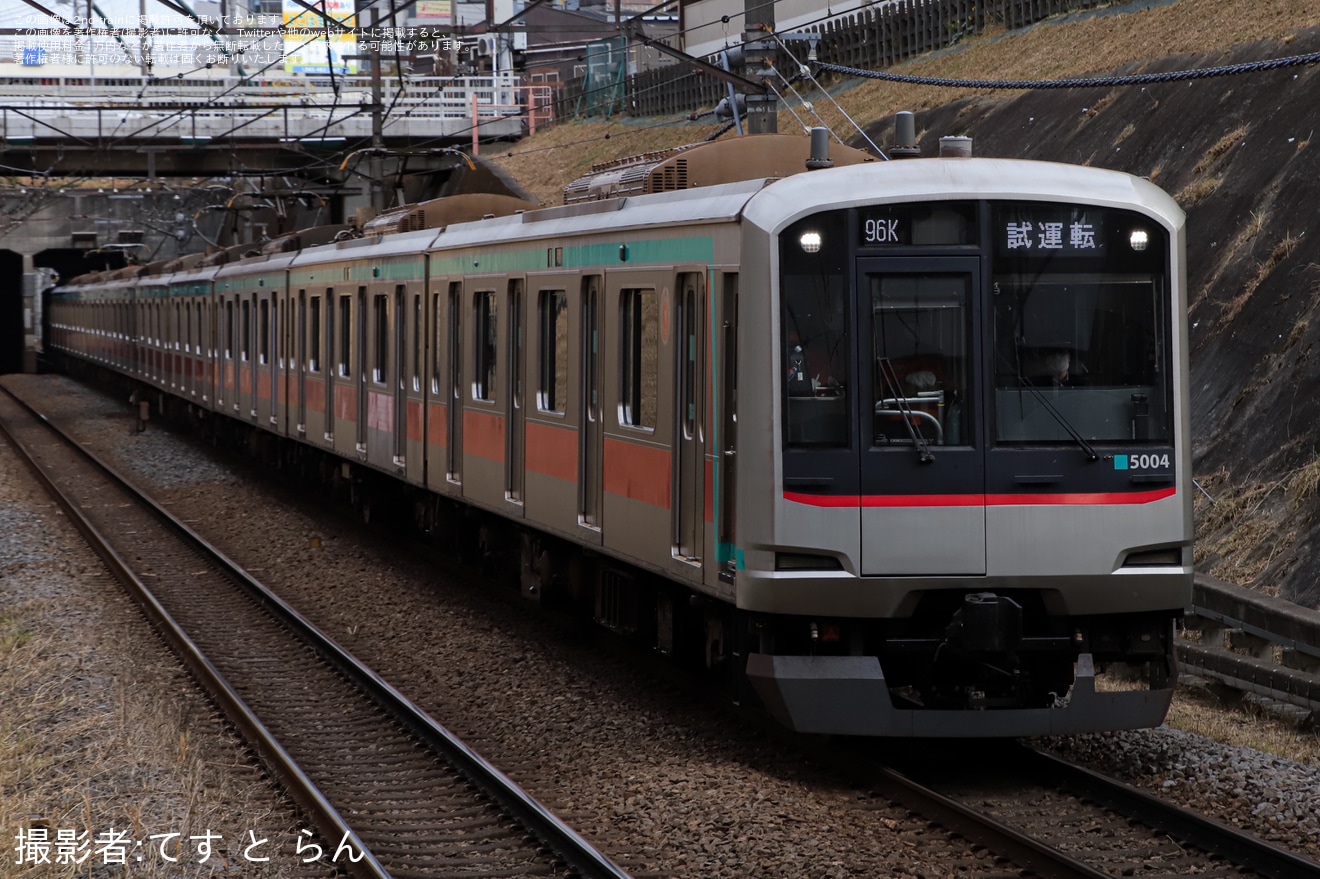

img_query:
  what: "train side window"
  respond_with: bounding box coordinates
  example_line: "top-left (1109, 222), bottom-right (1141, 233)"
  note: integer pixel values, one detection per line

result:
top-left (241, 299), bottom-right (251, 361)
top-left (184, 303), bottom-right (192, 353)
top-left (372, 294), bottom-right (388, 384)
top-left (619, 288), bottom-right (658, 429)
top-left (259, 299), bottom-right (270, 364)
top-left (473, 291), bottom-right (497, 401)
top-left (309, 296), bottom-right (321, 372)
top-left (412, 293), bottom-right (422, 392)
top-left (224, 300), bottom-right (234, 359)
top-left (338, 295), bottom-right (352, 377)
top-left (538, 289), bottom-right (567, 414)
top-left (431, 291), bottom-right (441, 394)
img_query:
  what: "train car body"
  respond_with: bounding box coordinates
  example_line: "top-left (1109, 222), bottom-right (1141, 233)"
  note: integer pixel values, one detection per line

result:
top-left (49, 135), bottom-right (1192, 737)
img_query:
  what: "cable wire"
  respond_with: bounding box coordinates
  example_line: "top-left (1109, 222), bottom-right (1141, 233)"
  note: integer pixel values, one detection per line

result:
top-left (814, 50), bottom-right (1320, 89)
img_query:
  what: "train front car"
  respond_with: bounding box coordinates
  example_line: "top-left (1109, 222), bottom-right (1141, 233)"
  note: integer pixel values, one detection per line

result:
top-left (737, 158), bottom-right (1191, 737)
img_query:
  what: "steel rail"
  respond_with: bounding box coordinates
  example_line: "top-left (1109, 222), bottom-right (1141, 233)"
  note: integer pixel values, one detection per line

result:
top-left (861, 764), bottom-right (1113, 879)
top-left (0, 388), bottom-right (391, 879)
top-left (0, 385), bottom-right (632, 879)
top-left (1020, 745), bottom-right (1320, 879)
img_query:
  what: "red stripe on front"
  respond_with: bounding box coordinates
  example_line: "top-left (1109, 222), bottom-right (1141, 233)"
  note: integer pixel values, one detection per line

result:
top-left (784, 487), bottom-right (1176, 507)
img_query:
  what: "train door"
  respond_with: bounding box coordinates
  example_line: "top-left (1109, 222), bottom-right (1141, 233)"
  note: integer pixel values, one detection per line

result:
top-left (332, 291), bottom-right (352, 454)
top-left (356, 287), bottom-right (367, 454)
top-left (393, 285), bottom-right (407, 467)
top-left (718, 274), bottom-right (738, 575)
top-left (255, 293), bottom-right (269, 423)
top-left (278, 293), bottom-right (292, 436)
top-left (242, 293), bottom-right (254, 419)
top-left (578, 275), bottom-right (602, 534)
top-left (267, 293), bottom-right (278, 427)
top-left (404, 289), bottom-right (424, 483)
top-left (324, 288), bottom-right (335, 443)
top-left (856, 256), bottom-right (985, 575)
top-left (446, 282), bottom-right (462, 484)
top-left (296, 289), bottom-right (307, 435)
top-left (673, 272), bottom-right (704, 564)
top-left (505, 278), bottom-right (525, 507)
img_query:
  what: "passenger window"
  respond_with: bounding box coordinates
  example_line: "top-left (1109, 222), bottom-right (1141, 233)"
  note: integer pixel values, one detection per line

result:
top-left (309, 296), bottom-right (321, 372)
top-left (473, 291), bottom-right (497, 401)
top-left (537, 290), bottom-right (567, 414)
top-left (338, 295), bottom-right (352, 377)
top-left (372, 294), bottom-right (388, 383)
top-left (619, 288), bottom-right (658, 429)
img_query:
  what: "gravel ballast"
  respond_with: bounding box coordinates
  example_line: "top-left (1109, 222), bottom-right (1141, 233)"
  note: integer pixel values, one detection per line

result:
top-left (4, 372), bottom-right (1318, 876)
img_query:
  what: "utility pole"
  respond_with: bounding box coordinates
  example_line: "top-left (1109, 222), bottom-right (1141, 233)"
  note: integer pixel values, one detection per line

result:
top-left (369, 6), bottom-right (386, 213)
top-left (742, 0), bottom-right (775, 133)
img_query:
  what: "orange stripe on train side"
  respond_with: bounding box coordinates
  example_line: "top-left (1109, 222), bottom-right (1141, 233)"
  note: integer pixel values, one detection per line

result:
top-left (407, 399), bottom-right (425, 443)
top-left (464, 408), bottom-right (505, 462)
top-left (427, 402), bottom-right (447, 447)
top-left (604, 437), bottom-right (671, 509)
top-left (334, 384), bottom-right (356, 421)
top-left (526, 421), bottom-right (577, 483)
top-left (305, 376), bottom-right (325, 413)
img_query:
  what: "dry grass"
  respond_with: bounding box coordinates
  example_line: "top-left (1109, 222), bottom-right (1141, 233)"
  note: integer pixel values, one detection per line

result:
top-left (1193, 124), bottom-right (1250, 174)
top-left (492, 0), bottom-right (1320, 205)
top-left (1166, 688), bottom-right (1320, 767)
top-left (1176, 174), bottom-right (1223, 208)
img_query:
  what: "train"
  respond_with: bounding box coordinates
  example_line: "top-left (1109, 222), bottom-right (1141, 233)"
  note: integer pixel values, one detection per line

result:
top-left (49, 130), bottom-right (1193, 737)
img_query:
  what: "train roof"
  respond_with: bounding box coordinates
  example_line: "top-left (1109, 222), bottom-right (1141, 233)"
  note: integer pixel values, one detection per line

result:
top-left (743, 157), bottom-right (1185, 233)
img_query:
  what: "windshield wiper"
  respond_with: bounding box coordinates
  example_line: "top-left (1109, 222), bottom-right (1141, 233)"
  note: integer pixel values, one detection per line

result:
top-left (878, 357), bottom-right (935, 464)
top-left (1017, 377), bottom-right (1099, 461)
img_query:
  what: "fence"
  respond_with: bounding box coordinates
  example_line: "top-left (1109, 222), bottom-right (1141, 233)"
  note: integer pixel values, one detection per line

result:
top-left (621, 0), bottom-right (1112, 119)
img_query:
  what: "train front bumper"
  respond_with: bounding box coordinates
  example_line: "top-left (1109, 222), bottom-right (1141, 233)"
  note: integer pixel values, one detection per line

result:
top-left (745, 652), bottom-right (1174, 737)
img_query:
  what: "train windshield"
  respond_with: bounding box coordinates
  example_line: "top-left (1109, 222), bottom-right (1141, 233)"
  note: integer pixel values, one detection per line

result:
top-left (992, 274), bottom-right (1169, 444)
top-left (989, 197), bottom-right (1171, 446)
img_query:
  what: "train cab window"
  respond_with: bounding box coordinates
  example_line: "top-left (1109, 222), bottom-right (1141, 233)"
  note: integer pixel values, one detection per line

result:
top-left (619, 288), bottom-right (658, 429)
top-left (338, 295), bottom-right (352, 377)
top-left (309, 296), bottom-right (321, 372)
top-left (781, 211), bottom-right (851, 447)
top-left (372, 294), bottom-right (388, 384)
top-left (992, 275), bottom-right (1170, 444)
top-left (870, 275), bottom-right (971, 447)
top-left (990, 204), bottom-right (1171, 445)
top-left (473, 291), bottom-right (497, 401)
top-left (538, 290), bottom-right (568, 414)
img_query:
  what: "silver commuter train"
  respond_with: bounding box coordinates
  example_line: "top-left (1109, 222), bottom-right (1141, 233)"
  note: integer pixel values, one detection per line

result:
top-left (50, 134), bottom-right (1192, 737)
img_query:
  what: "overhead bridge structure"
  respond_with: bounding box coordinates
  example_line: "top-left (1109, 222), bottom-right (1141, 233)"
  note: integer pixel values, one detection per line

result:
top-left (0, 74), bottom-right (548, 177)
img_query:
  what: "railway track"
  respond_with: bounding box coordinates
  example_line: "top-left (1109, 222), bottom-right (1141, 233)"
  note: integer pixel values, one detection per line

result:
top-left (852, 740), bottom-right (1320, 879)
top-left (0, 385), bottom-right (630, 879)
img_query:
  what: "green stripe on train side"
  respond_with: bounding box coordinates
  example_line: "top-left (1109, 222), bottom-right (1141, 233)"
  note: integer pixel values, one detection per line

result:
top-left (430, 236), bottom-right (715, 275)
